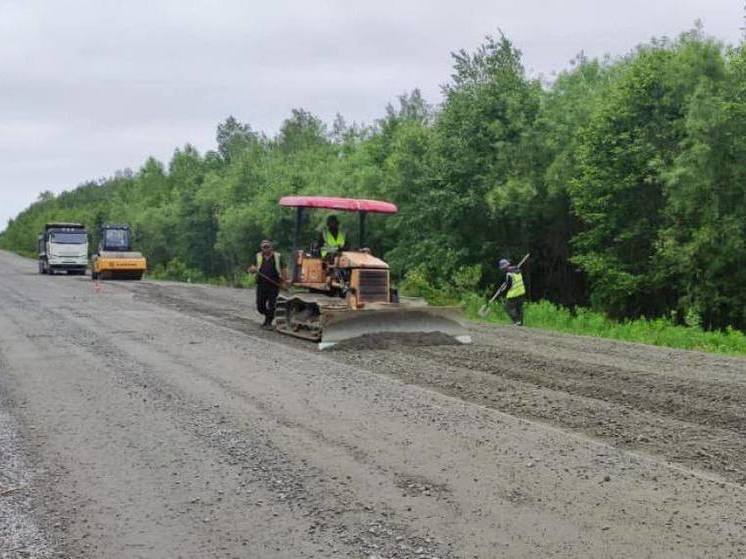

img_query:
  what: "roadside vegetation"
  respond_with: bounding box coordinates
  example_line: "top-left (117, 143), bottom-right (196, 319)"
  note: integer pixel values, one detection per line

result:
top-left (463, 297), bottom-right (746, 357)
top-left (3, 24), bottom-right (746, 352)
top-left (399, 269), bottom-right (746, 356)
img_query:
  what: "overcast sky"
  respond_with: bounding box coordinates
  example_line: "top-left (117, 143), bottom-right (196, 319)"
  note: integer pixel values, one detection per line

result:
top-left (1, 0), bottom-right (742, 230)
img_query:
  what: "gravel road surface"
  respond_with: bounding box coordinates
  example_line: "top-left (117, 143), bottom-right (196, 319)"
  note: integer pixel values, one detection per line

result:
top-left (0, 249), bottom-right (744, 558)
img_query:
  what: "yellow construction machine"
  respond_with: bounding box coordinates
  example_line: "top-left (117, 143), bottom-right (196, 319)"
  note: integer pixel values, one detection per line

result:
top-left (90, 224), bottom-right (147, 280)
top-left (274, 196), bottom-right (471, 349)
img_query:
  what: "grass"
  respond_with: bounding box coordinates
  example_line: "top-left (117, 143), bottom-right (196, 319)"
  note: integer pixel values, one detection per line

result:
top-left (462, 294), bottom-right (746, 357)
top-left (147, 258), bottom-right (256, 288)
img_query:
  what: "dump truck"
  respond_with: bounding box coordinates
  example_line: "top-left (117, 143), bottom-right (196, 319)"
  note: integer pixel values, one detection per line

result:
top-left (274, 196), bottom-right (471, 349)
top-left (38, 222), bottom-right (88, 275)
top-left (90, 224), bottom-right (147, 280)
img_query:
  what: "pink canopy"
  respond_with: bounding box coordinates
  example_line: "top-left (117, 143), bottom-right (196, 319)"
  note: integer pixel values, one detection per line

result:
top-left (279, 196), bottom-right (398, 214)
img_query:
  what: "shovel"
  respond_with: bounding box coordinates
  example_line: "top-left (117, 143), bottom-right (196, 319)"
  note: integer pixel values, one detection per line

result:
top-left (478, 253), bottom-right (530, 317)
top-left (478, 282), bottom-right (507, 317)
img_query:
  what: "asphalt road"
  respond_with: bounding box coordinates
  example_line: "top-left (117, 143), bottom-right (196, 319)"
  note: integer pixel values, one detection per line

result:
top-left (0, 249), bottom-right (744, 558)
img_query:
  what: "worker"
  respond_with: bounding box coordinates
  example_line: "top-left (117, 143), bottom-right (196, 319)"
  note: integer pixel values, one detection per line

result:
top-left (319, 215), bottom-right (347, 257)
top-left (247, 240), bottom-right (288, 329)
top-left (499, 258), bottom-right (526, 326)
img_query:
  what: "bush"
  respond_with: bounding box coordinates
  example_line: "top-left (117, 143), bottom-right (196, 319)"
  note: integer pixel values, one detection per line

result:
top-left (149, 258), bottom-right (206, 283)
top-left (398, 266), bottom-right (461, 306)
top-left (465, 297), bottom-right (746, 356)
top-left (149, 258), bottom-right (259, 289)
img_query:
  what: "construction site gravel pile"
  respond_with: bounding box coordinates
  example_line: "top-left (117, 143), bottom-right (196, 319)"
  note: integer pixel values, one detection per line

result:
top-left (1, 249), bottom-right (744, 558)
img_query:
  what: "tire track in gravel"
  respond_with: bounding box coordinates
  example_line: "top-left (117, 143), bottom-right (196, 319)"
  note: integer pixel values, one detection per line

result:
top-left (410, 344), bottom-right (746, 432)
top-left (129, 281), bottom-right (746, 486)
top-left (332, 341), bottom-right (746, 485)
top-left (4, 253), bottom-right (746, 557)
top-left (0, 347), bottom-right (57, 559)
top-left (0, 279), bottom-right (455, 559)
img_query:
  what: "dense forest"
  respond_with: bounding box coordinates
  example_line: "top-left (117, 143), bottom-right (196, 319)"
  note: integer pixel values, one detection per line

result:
top-left (2, 27), bottom-right (745, 331)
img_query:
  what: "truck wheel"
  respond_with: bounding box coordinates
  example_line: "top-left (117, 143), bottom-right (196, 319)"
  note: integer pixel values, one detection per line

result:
top-left (38, 261), bottom-right (44, 274)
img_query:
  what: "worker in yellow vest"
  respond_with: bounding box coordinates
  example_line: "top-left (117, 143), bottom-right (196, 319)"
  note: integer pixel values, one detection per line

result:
top-left (498, 258), bottom-right (526, 326)
top-left (318, 215), bottom-right (347, 258)
top-left (247, 240), bottom-right (288, 329)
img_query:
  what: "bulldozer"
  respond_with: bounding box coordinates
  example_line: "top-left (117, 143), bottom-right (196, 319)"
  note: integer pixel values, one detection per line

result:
top-left (274, 196), bottom-right (471, 349)
top-left (90, 224), bottom-right (147, 280)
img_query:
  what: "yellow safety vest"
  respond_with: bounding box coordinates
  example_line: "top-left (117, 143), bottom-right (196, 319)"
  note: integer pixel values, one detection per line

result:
top-left (321, 229), bottom-right (345, 257)
top-left (506, 272), bottom-right (526, 299)
top-left (256, 252), bottom-right (282, 272)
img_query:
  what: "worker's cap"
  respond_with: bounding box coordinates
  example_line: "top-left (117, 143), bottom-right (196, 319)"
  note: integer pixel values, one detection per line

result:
top-left (260, 239), bottom-right (273, 249)
top-left (498, 258), bottom-right (510, 270)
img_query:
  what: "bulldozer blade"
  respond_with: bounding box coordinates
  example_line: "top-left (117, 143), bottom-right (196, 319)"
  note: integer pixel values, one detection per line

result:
top-left (318, 306), bottom-right (472, 350)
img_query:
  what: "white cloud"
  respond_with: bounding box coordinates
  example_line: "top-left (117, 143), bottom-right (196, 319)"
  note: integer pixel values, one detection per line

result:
top-left (0, 0), bottom-right (742, 229)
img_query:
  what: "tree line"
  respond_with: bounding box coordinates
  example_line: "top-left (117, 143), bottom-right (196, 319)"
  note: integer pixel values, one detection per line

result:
top-left (2, 26), bottom-right (745, 331)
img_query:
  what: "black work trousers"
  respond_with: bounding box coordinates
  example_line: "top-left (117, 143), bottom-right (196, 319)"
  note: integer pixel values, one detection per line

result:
top-left (256, 283), bottom-right (279, 324)
top-left (505, 295), bottom-right (525, 325)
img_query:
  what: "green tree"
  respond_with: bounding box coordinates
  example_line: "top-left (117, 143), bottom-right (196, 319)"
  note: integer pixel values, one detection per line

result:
top-left (570, 33), bottom-right (725, 318)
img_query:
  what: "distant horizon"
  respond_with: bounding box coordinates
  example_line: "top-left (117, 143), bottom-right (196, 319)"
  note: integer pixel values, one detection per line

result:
top-left (1, 0), bottom-right (742, 232)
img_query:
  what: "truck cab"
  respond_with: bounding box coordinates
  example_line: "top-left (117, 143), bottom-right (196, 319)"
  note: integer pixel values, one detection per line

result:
top-left (38, 223), bottom-right (88, 275)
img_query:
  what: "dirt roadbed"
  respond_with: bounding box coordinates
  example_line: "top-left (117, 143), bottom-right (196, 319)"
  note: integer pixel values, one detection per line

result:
top-left (1, 249), bottom-right (744, 558)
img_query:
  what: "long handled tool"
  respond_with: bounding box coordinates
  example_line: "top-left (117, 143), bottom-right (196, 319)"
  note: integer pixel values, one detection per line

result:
top-left (478, 253), bottom-right (530, 317)
top-left (251, 269), bottom-right (289, 292)
top-left (478, 282), bottom-right (508, 317)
